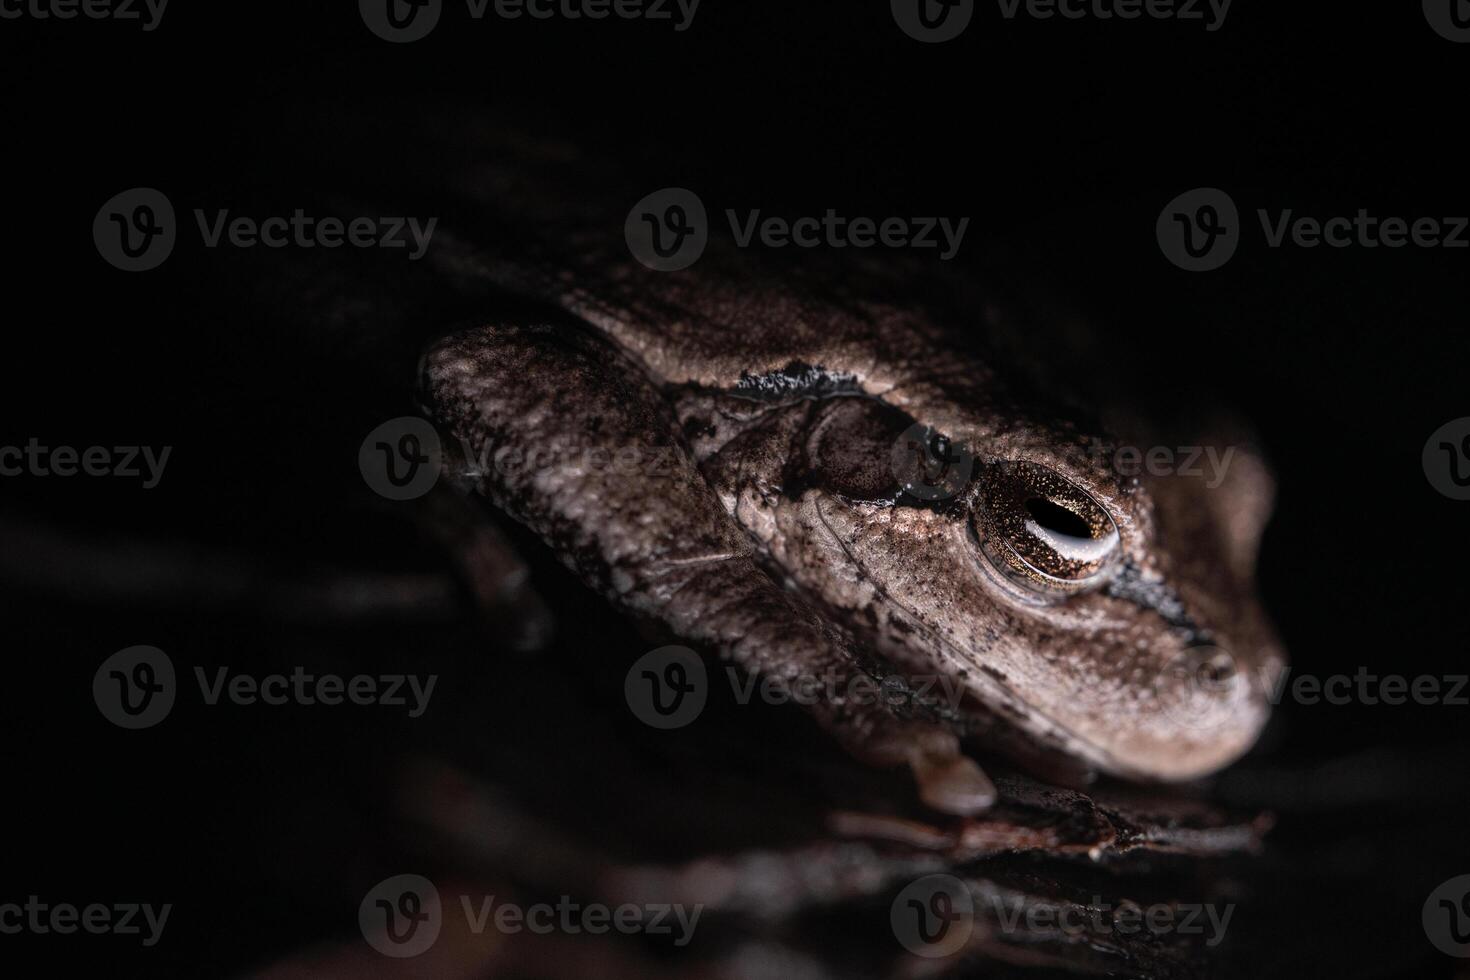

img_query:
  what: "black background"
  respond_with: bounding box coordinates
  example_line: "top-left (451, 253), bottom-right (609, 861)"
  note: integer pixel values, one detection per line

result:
top-left (2, 1), bottom-right (1468, 976)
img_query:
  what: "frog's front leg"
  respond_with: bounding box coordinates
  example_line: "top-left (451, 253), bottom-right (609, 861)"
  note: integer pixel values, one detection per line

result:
top-left (421, 320), bottom-right (995, 815)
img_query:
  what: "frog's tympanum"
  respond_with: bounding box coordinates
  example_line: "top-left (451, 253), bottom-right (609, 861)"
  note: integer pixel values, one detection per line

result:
top-left (418, 166), bottom-right (1284, 817)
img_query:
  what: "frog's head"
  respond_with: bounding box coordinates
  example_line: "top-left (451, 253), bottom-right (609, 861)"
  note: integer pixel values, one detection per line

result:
top-left (739, 389), bottom-right (1285, 784)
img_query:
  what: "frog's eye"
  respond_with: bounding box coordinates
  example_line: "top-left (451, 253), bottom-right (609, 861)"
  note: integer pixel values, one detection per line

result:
top-left (973, 460), bottom-right (1120, 598)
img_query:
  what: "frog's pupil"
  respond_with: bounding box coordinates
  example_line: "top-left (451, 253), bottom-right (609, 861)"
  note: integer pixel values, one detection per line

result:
top-left (1024, 497), bottom-right (1094, 539)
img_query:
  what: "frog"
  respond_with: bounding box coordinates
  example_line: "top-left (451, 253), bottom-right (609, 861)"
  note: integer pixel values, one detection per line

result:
top-left (412, 145), bottom-right (1285, 818)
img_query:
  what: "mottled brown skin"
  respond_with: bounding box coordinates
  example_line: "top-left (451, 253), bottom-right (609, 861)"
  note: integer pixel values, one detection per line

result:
top-left (419, 187), bottom-right (1284, 816)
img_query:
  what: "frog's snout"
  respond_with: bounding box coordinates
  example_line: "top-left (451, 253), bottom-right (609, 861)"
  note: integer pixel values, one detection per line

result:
top-left (1115, 640), bottom-right (1279, 781)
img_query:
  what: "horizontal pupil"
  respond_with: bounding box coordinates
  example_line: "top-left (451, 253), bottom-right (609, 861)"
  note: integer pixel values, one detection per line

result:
top-left (1024, 497), bottom-right (1094, 539)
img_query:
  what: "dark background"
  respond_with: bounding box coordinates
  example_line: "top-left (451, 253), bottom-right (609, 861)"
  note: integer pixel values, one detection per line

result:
top-left (2, 2), bottom-right (1467, 976)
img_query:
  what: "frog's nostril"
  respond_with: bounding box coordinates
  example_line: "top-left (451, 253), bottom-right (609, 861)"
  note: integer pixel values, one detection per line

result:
top-left (1024, 497), bottom-right (1095, 539)
top-left (1151, 644), bottom-right (1260, 741)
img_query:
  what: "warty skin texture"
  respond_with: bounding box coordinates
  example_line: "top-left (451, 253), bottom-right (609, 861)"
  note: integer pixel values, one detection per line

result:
top-left (420, 202), bottom-right (1284, 815)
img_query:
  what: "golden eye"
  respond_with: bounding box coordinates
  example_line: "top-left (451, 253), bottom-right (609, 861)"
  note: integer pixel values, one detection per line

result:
top-left (974, 460), bottom-right (1120, 598)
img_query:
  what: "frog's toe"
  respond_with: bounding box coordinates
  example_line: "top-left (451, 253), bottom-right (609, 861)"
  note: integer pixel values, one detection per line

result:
top-left (910, 747), bottom-right (997, 816)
